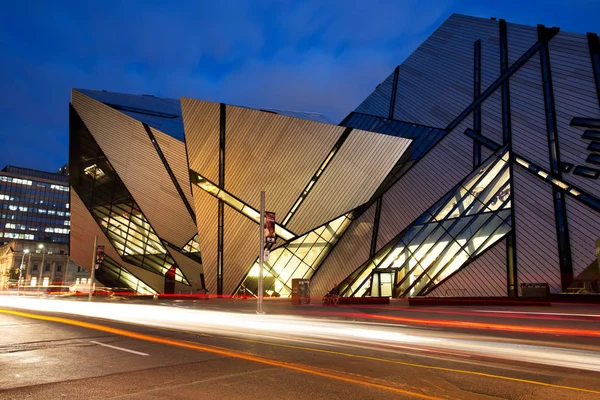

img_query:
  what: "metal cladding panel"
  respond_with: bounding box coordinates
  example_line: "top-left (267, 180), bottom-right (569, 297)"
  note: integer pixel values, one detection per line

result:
top-left (151, 127), bottom-right (195, 214)
top-left (481, 146), bottom-right (494, 162)
top-left (393, 14), bottom-right (499, 127)
top-left (71, 90), bottom-right (198, 248)
top-left (70, 189), bottom-right (163, 292)
top-left (510, 57), bottom-right (551, 169)
top-left (310, 204), bottom-right (376, 298)
top-left (75, 89), bottom-right (184, 141)
top-left (181, 98), bottom-right (220, 183)
top-left (513, 167), bottom-right (561, 293)
top-left (566, 197), bottom-right (600, 278)
top-left (550, 31), bottom-right (600, 196)
top-left (427, 240), bottom-right (507, 297)
top-left (166, 248), bottom-right (203, 291)
top-left (479, 25), bottom-right (501, 89)
top-left (222, 205), bottom-right (260, 295)
top-left (192, 186), bottom-right (219, 292)
top-left (224, 105), bottom-right (344, 218)
top-left (506, 22), bottom-right (538, 64)
top-left (354, 71), bottom-right (395, 118)
top-left (480, 90), bottom-right (503, 145)
top-left (377, 117), bottom-right (473, 251)
top-left (288, 130), bottom-right (411, 234)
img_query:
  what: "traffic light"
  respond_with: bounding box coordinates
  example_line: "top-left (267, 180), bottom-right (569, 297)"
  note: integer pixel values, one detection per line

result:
top-left (95, 245), bottom-right (105, 269)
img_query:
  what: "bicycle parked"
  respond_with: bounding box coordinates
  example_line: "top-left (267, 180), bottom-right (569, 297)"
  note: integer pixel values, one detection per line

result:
top-left (322, 287), bottom-right (340, 306)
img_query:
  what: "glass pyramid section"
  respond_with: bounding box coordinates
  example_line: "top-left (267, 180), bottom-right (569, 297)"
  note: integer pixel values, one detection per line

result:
top-left (70, 105), bottom-right (190, 285)
top-left (237, 214), bottom-right (353, 297)
top-left (75, 89), bottom-right (185, 141)
top-left (339, 147), bottom-right (512, 298)
top-left (95, 255), bottom-right (158, 295)
top-left (182, 234), bottom-right (201, 253)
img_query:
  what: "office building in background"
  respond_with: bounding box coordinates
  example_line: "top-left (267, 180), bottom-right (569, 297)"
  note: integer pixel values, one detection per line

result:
top-left (0, 165), bottom-right (70, 244)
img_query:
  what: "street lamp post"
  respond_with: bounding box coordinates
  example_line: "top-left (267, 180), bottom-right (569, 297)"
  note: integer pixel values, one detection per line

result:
top-left (17, 248), bottom-right (29, 296)
top-left (89, 234), bottom-right (98, 302)
top-left (257, 191), bottom-right (265, 314)
top-left (37, 244), bottom-right (45, 295)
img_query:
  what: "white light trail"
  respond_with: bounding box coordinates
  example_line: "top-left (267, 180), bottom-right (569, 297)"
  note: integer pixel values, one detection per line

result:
top-left (1, 296), bottom-right (600, 373)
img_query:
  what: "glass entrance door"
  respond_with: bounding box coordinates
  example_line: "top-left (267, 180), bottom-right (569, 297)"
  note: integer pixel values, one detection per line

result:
top-left (372, 271), bottom-right (394, 297)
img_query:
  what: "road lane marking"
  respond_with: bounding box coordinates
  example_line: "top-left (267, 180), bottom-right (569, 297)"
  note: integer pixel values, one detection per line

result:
top-left (90, 340), bottom-right (149, 356)
top-left (194, 331), bottom-right (600, 396)
top-left (0, 309), bottom-right (443, 400)
top-left (109, 368), bottom-right (275, 399)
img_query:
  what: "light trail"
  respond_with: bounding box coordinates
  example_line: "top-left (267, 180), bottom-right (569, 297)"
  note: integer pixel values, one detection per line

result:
top-left (287, 309), bottom-right (600, 337)
top-left (2, 296), bottom-right (600, 375)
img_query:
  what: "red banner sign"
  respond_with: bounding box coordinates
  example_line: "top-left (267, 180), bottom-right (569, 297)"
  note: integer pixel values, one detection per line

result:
top-left (265, 212), bottom-right (276, 244)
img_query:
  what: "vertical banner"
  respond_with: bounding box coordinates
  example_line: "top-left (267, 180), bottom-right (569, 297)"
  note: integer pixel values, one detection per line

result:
top-left (95, 245), bottom-right (105, 269)
top-left (265, 212), bottom-right (276, 244)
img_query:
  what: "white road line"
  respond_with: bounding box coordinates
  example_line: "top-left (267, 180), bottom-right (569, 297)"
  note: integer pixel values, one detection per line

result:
top-left (90, 341), bottom-right (149, 356)
top-left (473, 310), bottom-right (600, 318)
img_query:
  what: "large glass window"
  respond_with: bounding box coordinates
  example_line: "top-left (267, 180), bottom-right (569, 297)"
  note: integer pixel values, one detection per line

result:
top-left (340, 148), bottom-right (512, 298)
top-left (237, 214), bottom-right (352, 297)
top-left (96, 255), bottom-right (157, 295)
top-left (191, 173), bottom-right (295, 241)
top-left (182, 234), bottom-right (201, 253)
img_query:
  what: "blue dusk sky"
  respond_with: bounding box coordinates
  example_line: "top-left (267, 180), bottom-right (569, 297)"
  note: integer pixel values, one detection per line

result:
top-left (1, 0), bottom-right (599, 173)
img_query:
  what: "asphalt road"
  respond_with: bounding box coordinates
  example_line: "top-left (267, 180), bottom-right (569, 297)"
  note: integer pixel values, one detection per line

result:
top-left (1, 298), bottom-right (600, 399)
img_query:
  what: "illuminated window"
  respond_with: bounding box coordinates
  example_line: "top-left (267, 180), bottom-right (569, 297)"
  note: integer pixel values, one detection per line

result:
top-left (238, 214), bottom-right (352, 297)
top-left (98, 255), bottom-right (157, 295)
top-left (182, 235), bottom-right (201, 253)
top-left (192, 173), bottom-right (295, 241)
top-left (84, 164), bottom-right (105, 179)
top-left (50, 184), bottom-right (69, 192)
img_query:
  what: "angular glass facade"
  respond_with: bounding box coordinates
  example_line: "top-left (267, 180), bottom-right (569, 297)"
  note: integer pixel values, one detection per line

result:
top-left (182, 234), bottom-right (201, 254)
top-left (0, 166), bottom-right (70, 244)
top-left (69, 105), bottom-right (190, 286)
top-left (191, 172), bottom-right (296, 240)
top-left (238, 214), bottom-right (352, 297)
top-left (340, 148), bottom-right (512, 297)
top-left (95, 255), bottom-right (157, 295)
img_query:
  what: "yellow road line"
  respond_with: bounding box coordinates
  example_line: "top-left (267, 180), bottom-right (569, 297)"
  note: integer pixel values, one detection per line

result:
top-left (201, 331), bottom-right (600, 396)
top-left (0, 309), bottom-right (443, 400)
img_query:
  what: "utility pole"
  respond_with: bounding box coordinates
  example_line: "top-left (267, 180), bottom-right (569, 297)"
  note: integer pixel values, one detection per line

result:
top-left (17, 248), bottom-right (29, 296)
top-left (257, 191), bottom-right (265, 314)
top-left (64, 254), bottom-right (70, 291)
top-left (37, 244), bottom-right (45, 295)
top-left (89, 234), bottom-right (98, 302)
